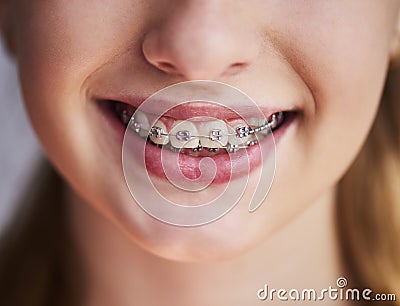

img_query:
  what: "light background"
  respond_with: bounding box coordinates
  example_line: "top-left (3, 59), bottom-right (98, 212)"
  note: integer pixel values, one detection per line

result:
top-left (0, 41), bottom-right (40, 231)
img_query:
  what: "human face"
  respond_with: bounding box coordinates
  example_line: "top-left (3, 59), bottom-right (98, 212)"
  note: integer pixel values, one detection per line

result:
top-left (4, 1), bottom-right (400, 261)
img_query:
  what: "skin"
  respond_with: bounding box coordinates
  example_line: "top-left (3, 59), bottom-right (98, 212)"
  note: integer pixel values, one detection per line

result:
top-left (1, 0), bottom-right (400, 305)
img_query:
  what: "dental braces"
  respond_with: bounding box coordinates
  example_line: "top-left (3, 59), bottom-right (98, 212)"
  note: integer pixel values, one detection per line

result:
top-left (127, 111), bottom-right (284, 153)
top-left (161, 139), bottom-right (261, 154)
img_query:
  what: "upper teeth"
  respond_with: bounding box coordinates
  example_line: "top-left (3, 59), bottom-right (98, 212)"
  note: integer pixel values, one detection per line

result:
top-left (199, 120), bottom-right (229, 148)
top-left (149, 120), bottom-right (169, 145)
top-left (125, 109), bottom-right (284, 152)
top-left (170, 120), bottom-right (200, 149)
top-left (134, 110), bottom-right (151, 138)
top-left (228, 122), bottom-right (256, 146)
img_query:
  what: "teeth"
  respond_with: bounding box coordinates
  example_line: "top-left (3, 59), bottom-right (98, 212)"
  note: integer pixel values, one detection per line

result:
top-left (120, 109), bottom-right (131, 126)
top-left (170, 146), bottom-right (181, 153)
top-left (261, 112), bottom-right (284, 135)
top-left (235, 125), bottom-right (250, 138)
top-left (199, 120), bottom-right (229, 148)
top-left (149, 120), bottom-right (169, 145)
top-left (247, 117), bottom-right (269, 137)
top-left (227, 144), bottom-right (240, 153)
top-left (248, 117), bottom-right (266, 128)
top-left (125, 106), bottom-right (286, 153)
top-left (228, 122), bottom-right (256, 146)
top-left (170, 120), bottom-right (200, 149)
top-left (269, 112), bottom-right (283, 129)
top-left (134, 110), bottom-right (151, 138)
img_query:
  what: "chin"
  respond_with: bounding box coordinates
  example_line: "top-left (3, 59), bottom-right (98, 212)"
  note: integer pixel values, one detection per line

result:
top-left (102, 181), bottom-right (278, 263)
top-left (126, 212), bottom-right (267, 263)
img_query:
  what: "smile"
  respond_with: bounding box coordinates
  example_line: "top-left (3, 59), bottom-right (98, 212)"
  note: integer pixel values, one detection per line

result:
top-left (97, 96), bottom-right (298, 183)
top-left (112, 101), bottom-right (294, 156)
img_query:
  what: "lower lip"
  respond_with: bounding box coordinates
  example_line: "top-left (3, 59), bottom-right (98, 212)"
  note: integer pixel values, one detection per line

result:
top-left (98, 102), bottom-right (296, 184)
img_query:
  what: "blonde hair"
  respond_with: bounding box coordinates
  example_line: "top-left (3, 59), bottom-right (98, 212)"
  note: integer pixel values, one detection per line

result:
top-left (337, 61), bottom-right (400, 305)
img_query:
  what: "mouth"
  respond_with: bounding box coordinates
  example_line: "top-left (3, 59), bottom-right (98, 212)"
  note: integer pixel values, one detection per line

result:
top-left (97, 98), bottom-right (298, 183)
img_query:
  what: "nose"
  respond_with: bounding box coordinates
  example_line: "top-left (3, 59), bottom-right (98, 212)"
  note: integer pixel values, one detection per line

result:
top-left (142, 2), bottom-right (260, 80)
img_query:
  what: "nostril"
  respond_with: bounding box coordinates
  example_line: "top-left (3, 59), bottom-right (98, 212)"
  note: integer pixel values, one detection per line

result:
top-left (157, 61), bottom-right (177, 72)
top-left (231, 63), bottom-right (246, 69)
top-left (223, 62), bottom-right (248, 76)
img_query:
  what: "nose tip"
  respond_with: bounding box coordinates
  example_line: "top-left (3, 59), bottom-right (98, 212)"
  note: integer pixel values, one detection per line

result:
top-left (142, 7), bottom-right (259, 80)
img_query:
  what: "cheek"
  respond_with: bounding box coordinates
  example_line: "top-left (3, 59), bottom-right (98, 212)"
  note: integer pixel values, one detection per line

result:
top-left (307, 15), bottom-right (389, 173)
top-left (12, 2), bottom-right (144, 168)
top-left (272, 2), bottom-right (392, 112)
top-left (13, 0), bottom-right (152, 115)
top-left (269, 2), bottom-right (392, 207)
top-left (11, 2), bottom-right (142, 208)
top-left (15, 3), bottom-right (136, 96)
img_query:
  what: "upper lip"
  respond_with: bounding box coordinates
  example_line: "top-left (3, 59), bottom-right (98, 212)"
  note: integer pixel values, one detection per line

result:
top-left (95, 93), bottom-right (298, 121)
